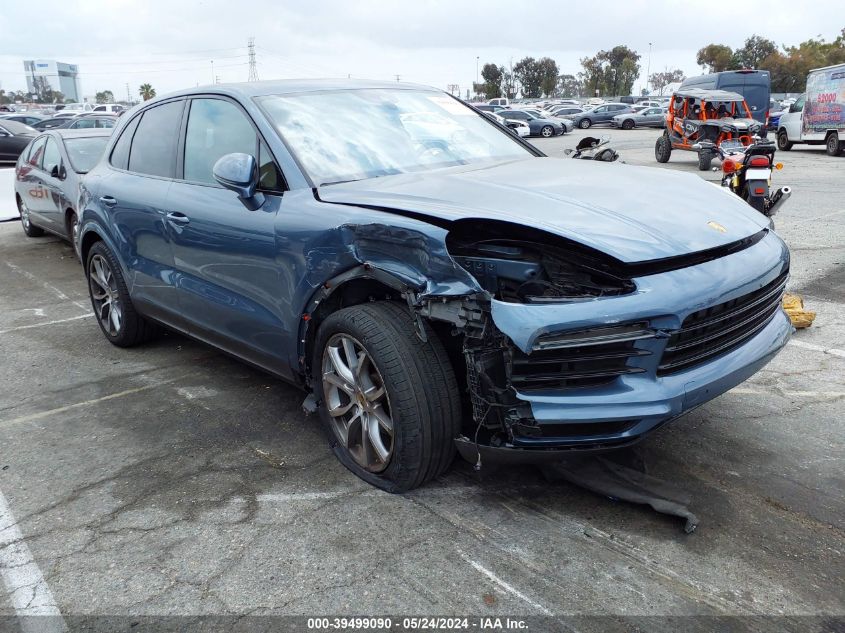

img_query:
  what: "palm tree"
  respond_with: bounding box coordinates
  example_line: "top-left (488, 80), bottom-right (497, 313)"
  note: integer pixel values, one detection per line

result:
top-left (139, 83), bottom-right (156, 101)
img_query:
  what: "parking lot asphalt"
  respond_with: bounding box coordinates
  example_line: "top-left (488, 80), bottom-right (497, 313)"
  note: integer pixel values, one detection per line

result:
top-left (0, 128), bottom-right (843, 627)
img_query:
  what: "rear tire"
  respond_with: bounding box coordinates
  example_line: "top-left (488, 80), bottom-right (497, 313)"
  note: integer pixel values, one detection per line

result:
top-left (621, 119), bottom-right (634, 130)
top-left (313, 301), bottom-right (461, 492)
top-left (826, 132), bottom-right (843, 156)
top-left (697, 151), bottom-right (713, 171)
top-left (86, 241), bottom-right (160, 347)
top-left (655, 135), bottom-right (672, 163)
top-left (18, 197), bottom-right (44, 237)
top-left (66, 211), bottom-right (80, 260)
top-left (742, 185), bottom-right (767, 213)
top-left (579, 118), bottom-right (592, 129)
top-left (777, 130), bottom-right (793, 151)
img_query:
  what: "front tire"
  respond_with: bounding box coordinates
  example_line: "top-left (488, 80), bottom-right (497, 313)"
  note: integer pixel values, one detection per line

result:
top-left (313, 302), bottom-right (461, 492)
top-left (621, 119), bottom-right (634, 130)
top-left (579, 118), bottom-right (592, 129)
top-left (86, 241), bottom-right (159, 347)
top-left (540, 125), bottom-right (553, 138)
top-left (655, 135), bottom-right (672, 163)
top-left (777, 130), bottom-right (793, 151)
top-left (697, 151), bottom-right (713, 171)
top-left (18, 197), bottom-right (44, 237)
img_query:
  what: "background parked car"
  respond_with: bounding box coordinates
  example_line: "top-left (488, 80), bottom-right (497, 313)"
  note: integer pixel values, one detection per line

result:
top-left (520, 107), bottom-right (575, 133)
top-left (0, 113), bottom-right (47, 127)
top-left (474, 104), bottom-right (506, 113)
top-left (499, 109), bottom-right (565, 137)
top-left (92, 104), bottom-right (125, 114)
top-left (56, 102), bottom-right (94, 115)
top-left (549, 106), bottom-right (585, 118)
top-left (571, 103), bottom-right (633, 129)
top-left (0, 119), bottom-right (38, 163)
top-left (59, 113), bottom-right (118, 130)
top-left (30, 117), bottom-right (74, 131)
top-left (611, 107), bottom-right (667, 129)
top-left (14, 129), bottom-right (111, 243)
top-left (483, 111), bottom-right (530, 137)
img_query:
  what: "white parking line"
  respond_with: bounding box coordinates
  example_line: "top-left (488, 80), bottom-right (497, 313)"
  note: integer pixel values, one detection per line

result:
top-left (0, 383), bottom-right (167, 429)
top-left (0, 489), bottom-right (66, 632)
top-left (0, 313), bottom-right (92, 335)
top-left (787, 339), bottom-right (845, 359)
top-left (4, 262), bottom-right (88, 312)
top-left (457, 549), bottom-right (554, 616)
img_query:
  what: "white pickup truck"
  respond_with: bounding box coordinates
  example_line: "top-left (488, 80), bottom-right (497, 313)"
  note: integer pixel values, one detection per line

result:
top-left (776, 62), bottom-right (845, 156)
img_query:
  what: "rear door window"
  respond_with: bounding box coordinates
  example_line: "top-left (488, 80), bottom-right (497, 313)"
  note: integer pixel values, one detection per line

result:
top-left (110, 115), bottom-right (141, 170)
top-left (27, 136), bottom-right (47, 168)
top-left (42, 137), bottom-right (62, 174)
top-left (127, 100), bottom-right (184, 178)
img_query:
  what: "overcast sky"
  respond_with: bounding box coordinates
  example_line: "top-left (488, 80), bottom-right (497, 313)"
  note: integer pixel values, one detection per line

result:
top-left (0, 0), bottom-right (842, 100)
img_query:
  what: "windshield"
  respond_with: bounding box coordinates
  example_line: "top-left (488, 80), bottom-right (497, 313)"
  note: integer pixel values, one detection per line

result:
top-left (64, 136), bottom-right (109, 173)
top-left (258, 89), bottom-right (531, 186)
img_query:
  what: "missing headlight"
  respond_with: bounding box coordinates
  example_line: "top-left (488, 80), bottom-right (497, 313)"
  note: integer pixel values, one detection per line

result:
top-left (446, 220), bottom-right (636, 303)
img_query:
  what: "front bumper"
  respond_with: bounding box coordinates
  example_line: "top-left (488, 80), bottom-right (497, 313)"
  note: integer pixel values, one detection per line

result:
top-left (462, 230), bottom-right (792, 462)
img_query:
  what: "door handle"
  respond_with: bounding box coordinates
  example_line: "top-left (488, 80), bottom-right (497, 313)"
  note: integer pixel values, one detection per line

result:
top-left (166, 212), bottom-right (190, 225)
top-left (99, 195), bottom-right (117, 207)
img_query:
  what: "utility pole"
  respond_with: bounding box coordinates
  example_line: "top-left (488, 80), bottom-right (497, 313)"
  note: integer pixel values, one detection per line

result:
top-left (394, 74), bottom-right (400, 82)
top-left (210, 60), bottom-right (214, 85)
top-left (645, 42), bottom-right (653, 95)
top-left (475, 55), bottom-right (479, 98)
top-left (125, 83), bottom-right (131, 105)
top-left (248, 37), bottom-right (259, 82)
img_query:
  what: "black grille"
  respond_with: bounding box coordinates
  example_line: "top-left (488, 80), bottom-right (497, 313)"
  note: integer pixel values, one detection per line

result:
top-left (658, 270), bottom-right (788, 375)
top-left (510, 342), bottom-right (648, 391)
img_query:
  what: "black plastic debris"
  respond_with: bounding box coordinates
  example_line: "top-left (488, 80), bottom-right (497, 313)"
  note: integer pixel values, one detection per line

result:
top-left (540, 451), bottom-right (699, 534)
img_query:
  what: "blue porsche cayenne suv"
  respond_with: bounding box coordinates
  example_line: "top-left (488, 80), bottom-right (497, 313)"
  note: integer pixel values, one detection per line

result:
top-left (77, 80), bottom-right (792, 491)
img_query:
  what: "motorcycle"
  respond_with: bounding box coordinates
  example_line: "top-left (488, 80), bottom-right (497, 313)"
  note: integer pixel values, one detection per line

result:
top-left (694, 138), bottom-right (791, 218)
top-left (564, 136), bottom-right (620, 162)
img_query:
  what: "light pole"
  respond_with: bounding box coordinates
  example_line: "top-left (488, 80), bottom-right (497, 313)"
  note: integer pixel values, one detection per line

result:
top-left (475, 56), bottom-right (479, 99)
top-left (645, 43), bottom-right (653, 95)
top-left (210, 60), bottom-right (214, 85)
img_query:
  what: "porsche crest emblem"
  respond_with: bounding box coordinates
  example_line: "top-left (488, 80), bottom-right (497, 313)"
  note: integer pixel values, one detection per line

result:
top-left (707, 221), bottom-right (727, 233)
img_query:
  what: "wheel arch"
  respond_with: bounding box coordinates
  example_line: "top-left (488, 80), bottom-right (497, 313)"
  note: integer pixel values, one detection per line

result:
top-left (297, 266), bottom-right (420, 388)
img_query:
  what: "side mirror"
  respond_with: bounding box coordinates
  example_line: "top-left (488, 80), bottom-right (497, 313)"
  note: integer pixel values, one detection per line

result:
top-left (212, 153), bottom-right (265, 210)
top-left (50, 164), bottom-right (61, 179)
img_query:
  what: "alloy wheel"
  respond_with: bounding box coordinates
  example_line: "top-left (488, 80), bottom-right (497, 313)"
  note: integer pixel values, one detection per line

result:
top-left (88, 254), bottom-right (123, 336)
top-left (70, 214), bottom-right (80, 258)
top-left (19, 201), bottom-right (31, 231)
top-left (541, 126), bottom-right (553, 138)
top-left (322, 333), bottom-right (394, 472)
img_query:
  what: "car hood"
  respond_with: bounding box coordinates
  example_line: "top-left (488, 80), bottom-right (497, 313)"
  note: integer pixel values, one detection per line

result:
top-left (317, 157), bottom-right (769, 263)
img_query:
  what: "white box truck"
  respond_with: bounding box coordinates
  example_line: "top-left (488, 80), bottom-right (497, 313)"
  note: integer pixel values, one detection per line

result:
top-left (776, 63), bottom-right (845, 156)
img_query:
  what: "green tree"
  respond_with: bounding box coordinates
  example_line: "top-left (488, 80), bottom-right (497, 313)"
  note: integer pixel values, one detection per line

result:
top-left (762, 31), bottom-right (845, 92)
top-left (578, 55), bottom-right (605, 96)
top-left (139, 83), bottom-right (156, 101)
top-left (536, 57), bottom-right (560, 97)
top-left (513, 57), bottom-right (543, 98)
top-left (480, 63), bottom-right (503, 99)
top-left (733, 35), bottom-right (777, 69)
top-left (95, 90), bottom-right (115, 104)
top-left (579, 46), bottom-right (641, 97)
top-left (501, 69), bottom-right (517, 100)
top-left (696, 44), bottom-right (737, 72)
top-left (556, 74), bottom-right (583, 98)
top-left (649, 69), bottom-right (685, 95)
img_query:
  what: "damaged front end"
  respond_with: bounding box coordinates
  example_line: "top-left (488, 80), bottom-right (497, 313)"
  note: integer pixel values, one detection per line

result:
top-left (301, 214), bottom-right (791, 468)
